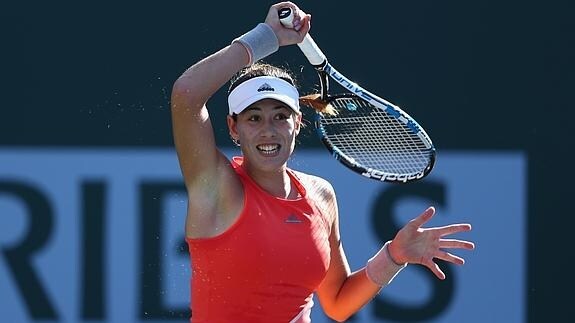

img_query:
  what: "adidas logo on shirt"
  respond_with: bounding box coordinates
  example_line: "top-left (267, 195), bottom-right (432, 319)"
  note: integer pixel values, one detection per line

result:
top-left (285, 214), bottom-right (302, 223)
top-left (257, 83), bottom-right (275, 92)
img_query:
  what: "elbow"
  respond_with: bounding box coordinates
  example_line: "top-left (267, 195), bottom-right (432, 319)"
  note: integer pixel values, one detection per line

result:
top-left (324, 309), bottom-right (352, 323)
top-left (328, 315), bottom-right (350, 323)
top-left (171, 78), bottom-right (204, 112)
top-left (171, 77), bottom-right (192, 101)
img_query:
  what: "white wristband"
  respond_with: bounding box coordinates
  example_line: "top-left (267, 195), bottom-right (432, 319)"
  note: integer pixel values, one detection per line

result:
top-left (232, 23), bottom-right (279, 66)
top-left (365, 241), bottom-right (408, 286)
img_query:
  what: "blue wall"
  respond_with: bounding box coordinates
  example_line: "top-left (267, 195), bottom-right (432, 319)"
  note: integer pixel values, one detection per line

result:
top-left (0, 149), bottom-right (525, 322)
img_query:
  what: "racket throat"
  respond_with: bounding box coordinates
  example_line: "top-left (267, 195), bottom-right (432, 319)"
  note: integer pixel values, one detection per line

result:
top-left (317, 70), bottom-right (330, 101)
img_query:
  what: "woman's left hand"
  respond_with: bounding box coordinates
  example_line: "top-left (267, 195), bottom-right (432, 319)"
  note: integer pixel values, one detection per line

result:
top-left (388, 206), bottom-right (475, 280)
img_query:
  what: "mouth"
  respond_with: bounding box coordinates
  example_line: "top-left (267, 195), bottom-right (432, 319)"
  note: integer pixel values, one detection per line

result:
top-left (256, 144), bottom-right (281, 156)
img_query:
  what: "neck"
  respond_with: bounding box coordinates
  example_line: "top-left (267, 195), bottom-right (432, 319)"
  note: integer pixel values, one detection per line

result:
top-left (245, 166), bottom-right (298, 199)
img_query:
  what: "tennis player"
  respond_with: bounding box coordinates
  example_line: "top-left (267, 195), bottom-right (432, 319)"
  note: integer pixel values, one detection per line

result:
top-left (170, 2), bottom-right (475, 322)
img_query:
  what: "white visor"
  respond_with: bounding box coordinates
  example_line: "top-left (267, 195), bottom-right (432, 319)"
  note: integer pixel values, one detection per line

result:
top-left (228, 76), bottom-right (300, 115)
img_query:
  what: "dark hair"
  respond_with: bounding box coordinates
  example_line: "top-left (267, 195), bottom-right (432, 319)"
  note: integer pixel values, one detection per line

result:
top-left (228, 62), bottom-right (298, 94)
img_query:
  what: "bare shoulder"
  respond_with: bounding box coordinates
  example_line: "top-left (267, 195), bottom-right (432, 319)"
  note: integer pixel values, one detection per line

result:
top-left (293, 170), bottom-right (335, 197)
top-left (185, 153), bottom-right (244, 238)
top-left (292, 170), bottom-right (338, 224)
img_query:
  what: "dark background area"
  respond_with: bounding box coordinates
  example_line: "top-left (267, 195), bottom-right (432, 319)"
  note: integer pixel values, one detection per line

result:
top-left (1, 1), bottom-right (574, 321)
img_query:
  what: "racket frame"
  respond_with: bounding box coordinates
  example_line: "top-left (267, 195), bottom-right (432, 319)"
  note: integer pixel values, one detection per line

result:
top-left (279, 8), bottom-right (436, 183)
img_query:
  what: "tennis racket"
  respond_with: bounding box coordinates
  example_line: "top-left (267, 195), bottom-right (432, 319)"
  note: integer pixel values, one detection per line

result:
top-left (279, 8), bottom-right (435, 183)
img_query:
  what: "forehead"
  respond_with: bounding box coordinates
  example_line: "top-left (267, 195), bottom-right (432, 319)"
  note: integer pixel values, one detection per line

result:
top-left (243, 99), bottom-right (293, 113)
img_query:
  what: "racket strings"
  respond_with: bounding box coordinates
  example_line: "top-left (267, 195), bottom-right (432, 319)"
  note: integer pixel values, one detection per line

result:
top-left (320, 98), bottom-right (433, 175)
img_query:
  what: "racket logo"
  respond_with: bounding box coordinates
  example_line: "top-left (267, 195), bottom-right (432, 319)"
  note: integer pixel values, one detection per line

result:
top-left (362, 168), bottom-right (425, 183)
top-left (257, 83), bottom-right (275, 92)
top-left (345, 102), bottom-right (357, 111)
top-left (325, 65), bottom-right (377, 105)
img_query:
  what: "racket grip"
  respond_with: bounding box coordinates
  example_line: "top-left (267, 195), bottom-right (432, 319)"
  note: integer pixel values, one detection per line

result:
top-left (278, 7), bottom-right (327, 66)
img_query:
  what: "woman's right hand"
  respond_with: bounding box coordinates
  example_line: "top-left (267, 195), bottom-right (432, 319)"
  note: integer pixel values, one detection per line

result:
top-left (265, 2), bottom-right (311, 46)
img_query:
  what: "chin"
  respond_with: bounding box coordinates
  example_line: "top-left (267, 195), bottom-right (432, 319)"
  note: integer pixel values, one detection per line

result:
top-left (249, 154), bottom-right (289, 172)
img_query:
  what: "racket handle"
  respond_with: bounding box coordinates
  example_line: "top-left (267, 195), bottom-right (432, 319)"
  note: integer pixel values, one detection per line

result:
top-left (278, 7), bottom-right (327, 66)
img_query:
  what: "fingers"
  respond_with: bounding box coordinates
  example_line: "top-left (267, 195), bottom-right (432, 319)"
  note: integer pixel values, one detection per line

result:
top-left (271, 1), bottom-right (299, 10)
top-left (435, 250), bottom-right (466, 265)
top-left (408, 206), bottom-right (435, 228)
top-left (407, 207), bottom-right (473, 235)
top-left (439, 238), bottom-right (475, 250)
top-left (398, 206), bottom-right (474, 280)
top-left (297, 13), bottom-right (311, 34)
top-left (266, 2), bottom-right (311, 45)
top-left (269, 1), bottom-right (307, 28)
top-left (437, 223), bottom-right (472, 237)
top-left (425, 260), bottom-right (446, 280)
top-left (424, 252), bottom-right (469, 280)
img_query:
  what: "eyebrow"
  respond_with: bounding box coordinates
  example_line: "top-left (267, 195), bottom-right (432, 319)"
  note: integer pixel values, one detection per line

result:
top-left (243, 105), bottom-right (291, 113)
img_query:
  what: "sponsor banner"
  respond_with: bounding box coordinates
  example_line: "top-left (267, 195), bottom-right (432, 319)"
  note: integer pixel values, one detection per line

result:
top-left (0, 149), bottom-right (525, 322)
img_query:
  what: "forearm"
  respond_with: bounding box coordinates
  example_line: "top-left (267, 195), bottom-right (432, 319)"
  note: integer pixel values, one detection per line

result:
top-left (326, 268), bottom-right (382, 321)
top-left (323, 242), bottom-right (407, 321)
top-left (172, 42), bottom-right (249, 111)
top-left (172, 21), bottom-right (283, 111)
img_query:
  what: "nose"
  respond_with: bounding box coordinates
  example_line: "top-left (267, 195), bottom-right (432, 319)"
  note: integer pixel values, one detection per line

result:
top-left (259, 117), bottom-right (277, 138)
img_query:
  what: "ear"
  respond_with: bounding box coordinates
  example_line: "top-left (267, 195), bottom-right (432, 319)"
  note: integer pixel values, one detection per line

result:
top-left (294, 112), bottom-right (303, 136)
top-left (226, 115), bottom-right (240, 141)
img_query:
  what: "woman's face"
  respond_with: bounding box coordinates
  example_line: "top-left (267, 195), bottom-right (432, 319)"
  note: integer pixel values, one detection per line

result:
top-left (228, 98), bottom-right (302, 173)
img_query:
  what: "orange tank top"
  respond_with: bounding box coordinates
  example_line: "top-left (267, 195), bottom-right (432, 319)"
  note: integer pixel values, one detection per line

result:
top-left (186, 157), bottom-right (332, 323)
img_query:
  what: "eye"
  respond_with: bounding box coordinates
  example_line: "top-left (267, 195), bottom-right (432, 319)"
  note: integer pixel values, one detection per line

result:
top-left (274, 112), bottom-right (290, 120)
top-left (246, 114), bottom-right (261, 121)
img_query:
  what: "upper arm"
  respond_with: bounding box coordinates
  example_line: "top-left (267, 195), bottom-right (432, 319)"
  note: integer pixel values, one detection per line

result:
top-left (171, 44), bottom-right (250, 237)
top-left (170, 89), bottom-right (220, 187)
top-left (313, 177), bottom-right (383, 321)
top-left (171, 43), bottom-right (249, 188)
top-left (316, 202), bottom-right (351, 307)
top-left (296, 174), bottom-right (351, 306)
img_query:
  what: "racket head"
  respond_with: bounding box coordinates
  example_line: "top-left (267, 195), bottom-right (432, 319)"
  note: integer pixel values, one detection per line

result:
top-left (313, 93), bottom-right (436, 183)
